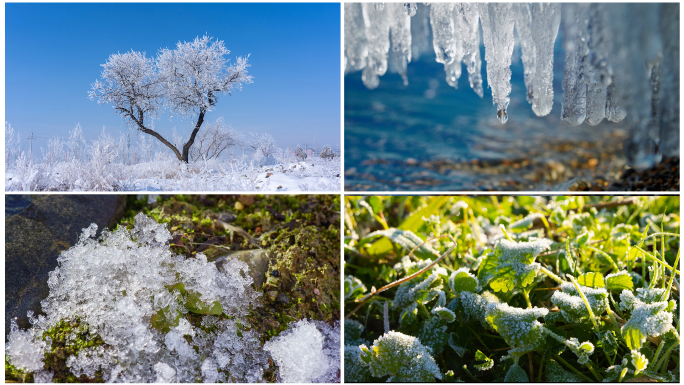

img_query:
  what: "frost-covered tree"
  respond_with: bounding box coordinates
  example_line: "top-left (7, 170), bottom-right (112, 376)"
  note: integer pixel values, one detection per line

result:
top-left (189, 118), bottom-right (244, 162)
top-left (248, 132), bottom-right (277, 159)
top-left (294, 145), bottom-right (307, 161)
top-left (89, 35), bottom-right (252, 163)
top-left (319, 145), bottom-right (335, 159)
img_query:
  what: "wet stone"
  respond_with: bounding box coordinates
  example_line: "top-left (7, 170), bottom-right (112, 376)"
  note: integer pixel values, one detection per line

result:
top-left (212, 249), bottom-right (270, 288)
top-left (5, 195), bottom-right (127, 339)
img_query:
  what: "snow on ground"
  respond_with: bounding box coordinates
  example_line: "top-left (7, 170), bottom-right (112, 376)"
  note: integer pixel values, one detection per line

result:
top-left (5, 158), bottom-right (341, 192)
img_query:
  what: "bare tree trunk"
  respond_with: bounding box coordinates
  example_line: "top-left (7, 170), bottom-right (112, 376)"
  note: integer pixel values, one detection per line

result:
top-left (181, 111), bottom-right (206, 163)
top-left (138, 126), bottom-right (183, 161)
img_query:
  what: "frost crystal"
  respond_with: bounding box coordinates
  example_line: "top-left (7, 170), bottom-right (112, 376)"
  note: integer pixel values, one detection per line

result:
top-left (550, 282), bottom-right (609, 322)
top-left (460, 291), bottom-right (500, 330)
top-left (5, 213), bottom-right (268, 383)
top-left (359, 331), bottom-right (442, 382)
top-left (478, 238), bottom-right (552, 292)
top-left (263, 319), bottom-right (340, 383)
top-left (485, 303), bottom-right (548, 350)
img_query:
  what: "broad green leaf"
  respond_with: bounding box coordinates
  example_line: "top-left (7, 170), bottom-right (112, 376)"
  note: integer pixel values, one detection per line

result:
top-left (631, 350), bottom-right (649, 376)
top-left (545, 359), bottom-right (582, 382)
top-left (344, 275), bottom-right (367, 300)
top-left (509, 213), bottom-right (543, 231)
top-left (184, 291), bottom-right (223, 315)
top-left (449, 268), bottom-right (477, 293)
top-left (367, 196), bottom-right (383, 215)
top-left (165, 282), bottom-right (187, 296)
top-left (504, 364), bottom-right (529, 382)
top-left (486, 303), bottom-right (548, 350)
top-left (447, 331), bottom-right (468, 357)
top-left (478, 238), bottom-right (552, 293)
top-left (344, 319), bottom-right (366, 346)
top-left (150, 306), bottom-right (181, 333)
top-left (367, 196), bottom-right (448, 255)
top-left (606, 271), bottom-right (634, 291)
top-left (431, 306), bottom-right (456, 323)
top-left (474, 350), bottom-right (494, 371)
top-left (550, 282), bottom-right (609, 322)
top-left (360, 331), bottom-right (442, 382)
top-left (622, 325), bottom-right (645, 350)
top-left (577, 272), bottom-right (604, 288)
top-left (344, 345), bottom-right (372, 382)
top-left (417, 316), bottom-right (448, 354)
top-left (363, 228), bottom-right (438, 257)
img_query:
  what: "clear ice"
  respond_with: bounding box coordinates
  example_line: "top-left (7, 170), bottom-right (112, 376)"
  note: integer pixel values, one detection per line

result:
top-left (5, 213), bottom-right (301, 383)
top-left (263, 319), bottom-right (341, 383)
top-left (344, 2), bottom-right (679, 169)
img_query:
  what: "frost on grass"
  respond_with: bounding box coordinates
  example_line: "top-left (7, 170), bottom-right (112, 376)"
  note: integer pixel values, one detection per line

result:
top-left (263, 319), bottom-right (340, 383)
top-left (545, 359), bottom-right (582, 382)
top-left (550, 282), bottom-right (609, 322)
top-left (485, 303), bottom-right (548, 352)
top-left (392, 258), bottom-right (446, 310)
top-left (344, 345), bottom-right (372, 383)
top-left (619, 289), bottom-right (674, 350)
top-left (478, 238), bottom-right (552, 292)
top-left (5, 213), bottom-right (269, 382)
top-left (459, 291), bottom-right (500, 330)
top-left (359, 331), bottom-right (441, 382)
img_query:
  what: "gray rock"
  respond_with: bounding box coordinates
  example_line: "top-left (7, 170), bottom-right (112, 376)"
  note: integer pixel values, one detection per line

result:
top-left (217, 211), bottom-right (237, 223)
top-left (267, 291), bottom-right (279, 302)
top-left (5, 195), bottom-right (127, 340)
top-left (276, 293), bottom-right (291, 305)
top-left (213, 249), bottom-right (270, 288)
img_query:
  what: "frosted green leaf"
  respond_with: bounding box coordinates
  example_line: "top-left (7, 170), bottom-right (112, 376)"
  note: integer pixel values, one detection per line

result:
top-left (344, 345), bottom-right (372, 382)
top-left (565, 338), bottom-right (594, 364)
top-left (575, 229), bottom-right (593, 246)
top-left (431, 306), bottom-right (456, 323)
top-left (565, 212), bottom-right (593, 231)
top-left (504, 363), bottom-right (529, 382)
top-left (630, 350), bottom-right (648, 376)
top-left (509, 213), bottom-right (543, 230)
top-left (150, 306), bottom-right (182, 333)
top-left (393, 270), bottom-right (444, 310)
top-left (577, 272), bottom-right (605, 288)
top-left (344, 275), bottom-right (366, 300)
top-left (635, 287), bottom-right (667, 304)
top-left (606, 270), bottom-right (634, 291)
top-left (545, 359), bottom-right (582, 382)
top-left (447, 332), bottom-right (466, 357)
top-left (449, 267), bottom-right (478, 293)
top-left (460, 291), bottom-right (500, 330)
top-left (599, 330), bottom-right (619, 355)
top-left (478, 238), bottom-right (552, 293)
top-left (486, 303), bottom-right (548, 351)
top-left (436, 290), bottom-right (447, 307)
top-left (550, 282), bottom-right (608, 322)
top-left (365, 228), bottom-right (438, 256)
top-left (550, 207), bottom-right (566, 226)
top-left (399, 302), bottom-right (419, 328)
top-left (474, 350), bottom-right (494, 371)
top-left (359, 331), bottom-right (442, 382)
top-left (417, 316), bottom-right (448, 354)
top-left (344, 319), bottom-right (366, 346)
top-left (621, 299), bottom-right (673, 350)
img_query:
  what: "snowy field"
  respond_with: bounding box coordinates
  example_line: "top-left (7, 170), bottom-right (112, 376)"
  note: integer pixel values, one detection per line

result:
top-left (5, 157), bottom-right (340, 192)
top-left (5, 124), bottom-right (340, 192)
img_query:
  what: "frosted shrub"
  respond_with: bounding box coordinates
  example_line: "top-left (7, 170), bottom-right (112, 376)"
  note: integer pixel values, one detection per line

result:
top-left (319, 145), bottom-right (335, 159)
top-left (294, 145), bottom-right (307, 161)
top-left (5, 213), bottom-right (268, 382)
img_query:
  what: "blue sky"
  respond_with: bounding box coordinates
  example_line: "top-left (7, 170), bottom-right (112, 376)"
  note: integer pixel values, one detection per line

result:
top-left (6, 3), bottom-right (341, 154)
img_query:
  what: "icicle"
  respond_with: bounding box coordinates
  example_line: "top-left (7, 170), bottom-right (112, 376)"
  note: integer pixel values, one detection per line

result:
top-left (561, 46), bottom-right (587, 126)
top-left (529, 3), bottom-right (561, 116)
top-left (513, 3), bottom-right (536, 104)
top-left (584, 69), bottom-right (608, 125)
top-left (657, 4), bottom-right (679, 158)
top-left (605, 76), bottom-right (626, 123)
top-left (362, 3), bottom-right (391, 89)
top-left (455, 3), bottom-right (483, 97)
top-left (410, 3), bottom-right (432, 61)
top-left (389, 3), bottom-right (412, 85)
top-left (478, 3), bottom-right (515, 123)
top-left (404, 3), bottom-right (417, 17)
top-left (587, 4), bottom-right (613, 86)
top-left (430, 3), bottom-right (457, 65)
top-left (383, 302), bottom-right (390, 334)
top-left (344, 3), bottom-right (368, 74)
top-left (444, 7), bottom-right (463, 88)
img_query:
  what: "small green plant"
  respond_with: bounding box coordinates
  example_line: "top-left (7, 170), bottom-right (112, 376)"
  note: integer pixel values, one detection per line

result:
top-left (345, 196), bottom-right (679, 382)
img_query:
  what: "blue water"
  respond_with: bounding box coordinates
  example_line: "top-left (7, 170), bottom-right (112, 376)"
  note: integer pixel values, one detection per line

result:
top-left (344, 38), bottom-right (629, 191)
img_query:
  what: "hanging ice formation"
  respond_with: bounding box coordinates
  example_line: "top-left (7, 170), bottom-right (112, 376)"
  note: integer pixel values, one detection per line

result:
top-left (344, 3), bottom-right (679, 169)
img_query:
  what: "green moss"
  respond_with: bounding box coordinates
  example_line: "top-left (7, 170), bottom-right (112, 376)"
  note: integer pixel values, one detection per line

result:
top-left (5, 355), bottom-right (34, 383)
top-left (41, 318), bottom-right (106, 383)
